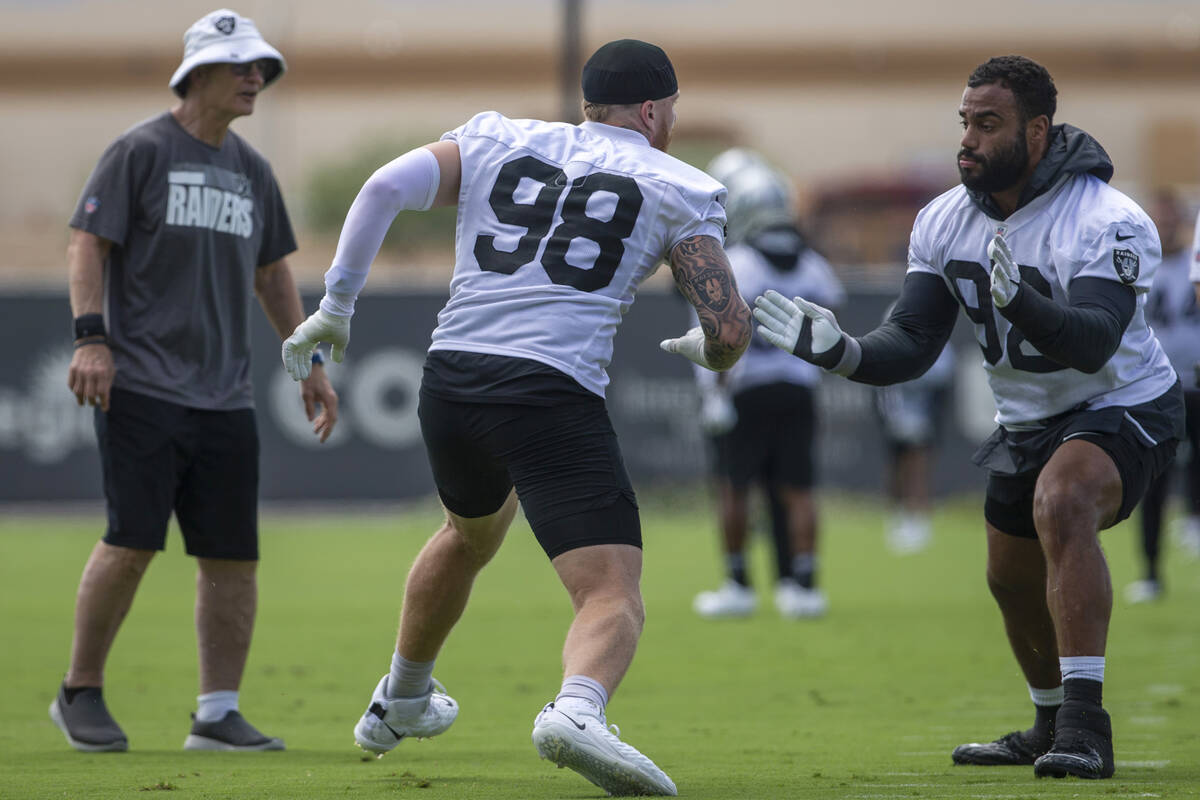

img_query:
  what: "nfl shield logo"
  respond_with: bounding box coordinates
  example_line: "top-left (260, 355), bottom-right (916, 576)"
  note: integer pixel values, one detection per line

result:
top-left (1113, 248), bottom-right (1139, 284)
top-left (84, 196), bottom-right (99, 214)
top-left (214, 15), bottom-right (236, 35)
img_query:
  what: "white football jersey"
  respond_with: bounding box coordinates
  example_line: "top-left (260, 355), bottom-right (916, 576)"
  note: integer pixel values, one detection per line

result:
top-left (1146, 247), bottom-right (1200, 379)
top-left (1191, 207), bottom-right (1200, 284)
top-left (714, 238), bottom-right (845, 394)
top-left (908, 173), bottom-right (1176, 428)
top-left (432, 111), bottom-right (727, 397)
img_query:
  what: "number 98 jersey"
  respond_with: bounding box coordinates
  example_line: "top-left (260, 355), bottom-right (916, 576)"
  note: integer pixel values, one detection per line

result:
top-left (908, 174), bottom-right (1176, 428)
top-left (432, 111), bottom-right (727, 398)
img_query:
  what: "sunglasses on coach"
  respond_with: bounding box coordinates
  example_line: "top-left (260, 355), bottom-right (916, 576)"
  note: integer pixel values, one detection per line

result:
top-left (228, 59), bottom-right (274, 78)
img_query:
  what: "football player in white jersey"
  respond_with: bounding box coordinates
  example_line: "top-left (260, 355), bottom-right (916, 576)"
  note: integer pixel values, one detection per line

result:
top-left (755, 55), bottom-right (1184, 780)
top-left (1127, 190), bottom-right (1200, 600)
top-left (282, 39), bottom-right (750, 796)
top-left (691, 148), bottom-right (844, 620)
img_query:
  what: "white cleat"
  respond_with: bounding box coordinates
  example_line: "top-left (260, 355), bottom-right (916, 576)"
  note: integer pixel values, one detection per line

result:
top-left (1123, 579), bottom-right (1162, 604)
top-left (774, 579), bottom-right (828, 619)
top-left (692, 580), bottom-right (757, 618)
top-left (353, 674), bottom-right (458, 757)
top-left (532, 699), bottom-right (677, 796)
top-left (886, 515), bottom-right (932, 555)
top-left (1174, 517), bottom-right (1200, 560)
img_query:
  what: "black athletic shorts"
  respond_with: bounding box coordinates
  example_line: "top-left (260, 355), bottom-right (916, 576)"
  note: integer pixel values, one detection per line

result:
top-left (94, 388), bottom-right (259, 559)
top-left (975, 383), bottom-right (1184, 539)
top-left (418, 387), bottom-right (641, 559)
top-left (712, 382), bottom-right (816, 489)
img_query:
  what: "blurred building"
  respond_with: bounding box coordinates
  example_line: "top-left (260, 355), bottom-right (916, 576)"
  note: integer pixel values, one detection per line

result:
top-left (2, 0), bottom-right (1200, 285)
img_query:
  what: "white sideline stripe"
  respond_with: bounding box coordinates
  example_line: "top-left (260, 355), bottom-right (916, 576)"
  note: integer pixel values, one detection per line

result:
top-left (1116, 759), bottom-right (1170, 768)
top-left (1128, 715), bottom-right (1167, 725)
top-left (167, 170), bottom-right (206, 185)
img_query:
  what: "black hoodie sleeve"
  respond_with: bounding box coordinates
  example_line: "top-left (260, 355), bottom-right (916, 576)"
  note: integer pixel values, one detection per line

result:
top-left (831, 272), bottom-right (959, 385)
top-left (995, 276), bottom-right (1134, 374)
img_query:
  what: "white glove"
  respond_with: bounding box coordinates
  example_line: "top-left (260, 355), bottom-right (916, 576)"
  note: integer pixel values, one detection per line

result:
top-left (987, 233), bottom-right (1020, 308)
top-left (283, 308), bottom-right (351, 381)
top-left (752, 289), bottom-right (846, 367)
top-left (699, 388), bottom-right (737, 435)
top-left (660, 326), bottom-right (712, 369)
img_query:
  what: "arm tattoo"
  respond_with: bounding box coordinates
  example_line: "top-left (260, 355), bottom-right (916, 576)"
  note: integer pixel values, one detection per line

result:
top-left (669, 235), bottom-right (750, 369)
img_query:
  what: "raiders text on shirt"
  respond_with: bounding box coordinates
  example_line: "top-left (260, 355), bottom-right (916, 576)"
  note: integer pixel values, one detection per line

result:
top-left (166, 170), bottom-right (254, 237)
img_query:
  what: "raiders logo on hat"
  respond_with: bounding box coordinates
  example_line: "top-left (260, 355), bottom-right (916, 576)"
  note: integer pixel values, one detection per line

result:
top-left (1113, 248), bottom-right (1139, 284)
top-left (215, 16), bottom-right (236, 35)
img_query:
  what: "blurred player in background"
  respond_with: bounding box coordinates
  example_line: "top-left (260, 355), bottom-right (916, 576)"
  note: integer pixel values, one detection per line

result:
top-left (691, 148), bottom-right (843, 618)
top-left (282, 39), bottom-right (750, 796)
top-left (1126, 189), bottom-right (1200, 602)
top-left (755, 55), bottom-right (1183, 780)
top-left (54, 8), bottom-right (337, 754)
top-left (873, 304), bottom-right (954, 555)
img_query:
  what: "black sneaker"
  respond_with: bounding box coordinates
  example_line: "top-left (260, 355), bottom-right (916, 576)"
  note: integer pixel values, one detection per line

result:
top-left (1033, 705), bottom-right (1114, 779)
top-left (49, 684), bottom-right (128, 752)
top-left (183, 711), bottom-right (285, 751)
top-left (952, 730), bottom-right (1049, 766)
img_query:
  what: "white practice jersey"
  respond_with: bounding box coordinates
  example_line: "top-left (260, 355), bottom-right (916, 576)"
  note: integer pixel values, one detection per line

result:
top-left (1191, 207), bottom-right (1200, 284)
top-left (908, 173), bottom-right (1176, 428)
top-left (1146, 247), bottom-right (1200, 381)
top-left (701, 238), bottom-right (844, 395)
top-left (432, 112), bottom-right (727, 397)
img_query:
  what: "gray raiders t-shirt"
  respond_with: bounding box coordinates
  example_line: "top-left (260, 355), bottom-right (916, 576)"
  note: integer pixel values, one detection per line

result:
top-left (69, 111), bottom-right (296, 410)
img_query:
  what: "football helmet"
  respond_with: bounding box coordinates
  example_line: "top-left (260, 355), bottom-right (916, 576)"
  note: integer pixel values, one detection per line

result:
top-left (706, 148), bottom-right (795, 246)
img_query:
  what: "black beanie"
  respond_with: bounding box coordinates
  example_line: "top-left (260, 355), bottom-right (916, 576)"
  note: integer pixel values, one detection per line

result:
top-left (581, 39), bottom-right (677, 105)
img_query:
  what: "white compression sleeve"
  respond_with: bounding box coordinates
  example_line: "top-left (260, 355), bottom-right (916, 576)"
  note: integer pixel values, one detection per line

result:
top-left (319, 146), bottom-right (441, 316)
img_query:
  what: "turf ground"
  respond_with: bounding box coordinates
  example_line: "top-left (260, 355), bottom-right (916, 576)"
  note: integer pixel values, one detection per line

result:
top-left (1, 489), bottom-right (1198, 799)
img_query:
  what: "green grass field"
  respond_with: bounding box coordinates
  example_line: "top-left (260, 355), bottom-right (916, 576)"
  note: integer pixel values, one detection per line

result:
top-left (1, 490), bottom-right (1198, 799)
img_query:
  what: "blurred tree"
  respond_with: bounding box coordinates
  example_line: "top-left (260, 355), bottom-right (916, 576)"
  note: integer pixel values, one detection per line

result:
top-left (305, 139), bottom-right (458, 255)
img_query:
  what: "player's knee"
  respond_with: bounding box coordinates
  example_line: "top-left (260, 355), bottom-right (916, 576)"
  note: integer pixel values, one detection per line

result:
top-left (611, 591), bottom-right (645, 633)
top-left (577, 583), bottom-right (644, 628)
top-left (441, 520), bottom-right (504, 569)
top-left (96, 542), bottom-right (156, 578)
top-left (1031, 481), bottom-right (1102, 549)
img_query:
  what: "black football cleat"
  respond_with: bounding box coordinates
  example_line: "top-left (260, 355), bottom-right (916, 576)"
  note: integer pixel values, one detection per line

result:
top-left (952, 730), bottom-right (1049, 766)
top-left (1033, 706), bottom-right (1114, 780)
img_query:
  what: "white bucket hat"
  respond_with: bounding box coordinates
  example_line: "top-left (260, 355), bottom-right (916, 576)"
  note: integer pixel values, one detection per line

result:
top-left (169, 8), bottom-right (286, 96)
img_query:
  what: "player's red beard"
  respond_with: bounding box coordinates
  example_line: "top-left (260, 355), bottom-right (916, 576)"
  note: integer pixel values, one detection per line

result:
top-left (959, 130), bottom-right (1029, 194)
top-left (649, 119), bottom-right (672, 152)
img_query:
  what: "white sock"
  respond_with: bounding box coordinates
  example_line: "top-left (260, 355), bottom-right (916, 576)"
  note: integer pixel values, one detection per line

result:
top-left (1060, 656), bottom-right (1105, 683)
top-left (388, 650), bottom-right (435, 699)
top-left (555, 675), bottom-right (608, 713)
top-left (1028, 683), bottom-right (1065, 707)
top-left (195, 690), bottom-right (239, 722)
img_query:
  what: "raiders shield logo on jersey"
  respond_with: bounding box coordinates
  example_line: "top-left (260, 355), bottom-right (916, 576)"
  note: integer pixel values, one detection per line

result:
top-left (1113, 248), bottom-right (1139, 284)
top-left (215, 15), bottom-right (236, 35)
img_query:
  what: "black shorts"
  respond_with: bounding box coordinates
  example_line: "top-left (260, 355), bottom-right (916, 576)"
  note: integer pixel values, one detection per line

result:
top-left (712, 382), bottom-right (816, 489)
top-left (975, 384), bottom-right (1184, 539)
top-left (418, 388), bottom-right (641, 559)
top-left (94, 388), bottom-right (259, 560)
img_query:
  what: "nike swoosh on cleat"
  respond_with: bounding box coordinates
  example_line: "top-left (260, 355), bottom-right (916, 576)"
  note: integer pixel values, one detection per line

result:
top-left (558, 712), bottom-right (587, 731)
top-left (383, 722), bottom-right (406, 741)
